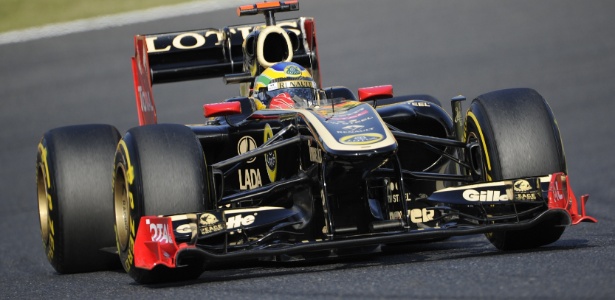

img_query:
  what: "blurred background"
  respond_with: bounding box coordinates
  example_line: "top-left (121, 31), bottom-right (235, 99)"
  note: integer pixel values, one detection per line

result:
top-left (0, 0), bottom-right (196, 32)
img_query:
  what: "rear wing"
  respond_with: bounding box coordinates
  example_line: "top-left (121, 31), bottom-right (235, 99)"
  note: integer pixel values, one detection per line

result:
top-left (132, 13), bottom-right (320, 125)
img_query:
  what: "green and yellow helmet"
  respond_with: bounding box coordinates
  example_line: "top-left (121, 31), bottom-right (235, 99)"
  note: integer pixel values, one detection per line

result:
top-left (253, 62), bottom-right (317, 105)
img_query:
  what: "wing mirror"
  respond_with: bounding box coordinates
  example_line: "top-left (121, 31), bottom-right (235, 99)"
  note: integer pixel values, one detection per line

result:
top-left (358, 85), bottom-right (393, 102)
top-left (203, 102), bottom-right (242, 118)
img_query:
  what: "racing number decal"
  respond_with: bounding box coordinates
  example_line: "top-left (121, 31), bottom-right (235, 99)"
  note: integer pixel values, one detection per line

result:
top-left (263, 124), bottom-right (277, 183)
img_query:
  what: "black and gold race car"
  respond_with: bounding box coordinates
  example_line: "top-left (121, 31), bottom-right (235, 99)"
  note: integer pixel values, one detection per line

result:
top-left (36, 1), bottom-right (596, 283)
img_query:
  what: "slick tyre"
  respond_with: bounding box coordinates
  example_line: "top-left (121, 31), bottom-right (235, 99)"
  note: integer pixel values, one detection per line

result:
top-left (36, 124), bottom-right (122, 273)
top-left (113, 124), bottom-right (210, 283)
top-left (465, 88), bottom-right (567, 250)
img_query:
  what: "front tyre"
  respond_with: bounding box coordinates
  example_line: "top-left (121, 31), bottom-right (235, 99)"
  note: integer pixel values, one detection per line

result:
top-left (36, 124), bottom-right (121, 273)
top-left (465, 88), bottom-right (567, 250)
top-left (113, 124), bottom-right (209, 283)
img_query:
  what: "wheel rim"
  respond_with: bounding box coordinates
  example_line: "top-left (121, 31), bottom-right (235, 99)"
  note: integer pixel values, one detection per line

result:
top-left (36, 164), bottom-right (49, 245)
top-left (114, 164), bottom-right (130, 251)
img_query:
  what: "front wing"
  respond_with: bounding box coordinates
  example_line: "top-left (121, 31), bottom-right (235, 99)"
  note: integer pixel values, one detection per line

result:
top-left (132, 173), bottom-right (596, 270)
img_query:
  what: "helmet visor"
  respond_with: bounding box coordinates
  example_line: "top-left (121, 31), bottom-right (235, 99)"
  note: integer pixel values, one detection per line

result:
top-left (266, 87), bottom-right (315, 102)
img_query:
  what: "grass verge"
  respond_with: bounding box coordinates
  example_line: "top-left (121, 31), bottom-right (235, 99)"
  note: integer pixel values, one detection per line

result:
top-left (0, 0), bottom-right (198, 32)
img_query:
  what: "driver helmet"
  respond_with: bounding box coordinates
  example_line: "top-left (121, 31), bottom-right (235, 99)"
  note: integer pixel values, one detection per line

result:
top-left (253, 62), bottom-right (317, 106)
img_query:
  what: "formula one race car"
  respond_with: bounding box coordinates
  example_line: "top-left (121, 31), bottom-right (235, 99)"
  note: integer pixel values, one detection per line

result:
top-left (36, 1), bottom-right (596, 283)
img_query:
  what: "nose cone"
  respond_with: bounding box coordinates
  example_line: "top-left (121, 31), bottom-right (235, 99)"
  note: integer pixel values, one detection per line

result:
top-left (306, 101), bottom-right (398, 156)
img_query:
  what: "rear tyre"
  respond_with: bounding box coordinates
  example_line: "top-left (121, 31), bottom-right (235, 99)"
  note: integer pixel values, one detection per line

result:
top-left (113, 124), bottom-right (210, 283)
top-left (36, 124), bottom-right (121, 273)
top-left (465, 88), bottom-right (567, 250)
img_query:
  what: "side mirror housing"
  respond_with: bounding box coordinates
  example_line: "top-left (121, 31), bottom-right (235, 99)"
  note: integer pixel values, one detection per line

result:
top-left (203, 102), bottom-right (242, 118)
top-left (358, 85), bottom-right (393, 102)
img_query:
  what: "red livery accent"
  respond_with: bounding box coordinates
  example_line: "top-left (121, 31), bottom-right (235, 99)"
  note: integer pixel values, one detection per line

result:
top-left (133, 217), bottom-right (179, 270)
top-left (237, 1), bottom-right (299, 16)
top-left (547, 172), bottom-right (597, 224)
top-left (358, 85), bottom-right (393, 102)
top-left (302, 18), bottom-right (322, 88)
top-left (203, 102), bottom-right (242, 118)
top-left (132, 36), bottom-right (157, 125)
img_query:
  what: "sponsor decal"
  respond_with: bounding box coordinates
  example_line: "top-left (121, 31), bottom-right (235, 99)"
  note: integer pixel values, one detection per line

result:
top-left (409, 208), bottom-right (435, 223)
top-left (143, 20), bottom-right (301, 53)
top-left (238, 169), bottom-right (262, 190)
top-left (387, 181), bottom-right (411, 203)
top-left (389, 209), bottom-right (435, 223)
top-left (145, 30), bottom-right (225, 53)
top-left (514, 180), bottom-right (532, 192)
top-left (284, 64), bottom-right (302, 76)
top-left (552, 178), bottom-right (565, 202)
top-left (389, 211), bottom-right (402, 220)
top-left (309, 146), bottom-right (322, 163)
top-left (515, 193), bottom-right (537, 201)
top-left (268, 80), bottom-right (315, 91)
top-left (513, 179), bottom-right (538, 201)
top-left (322, 116), bottom-right (375, 126)
top-left (462, 189), bottom-right (509, 202)
top-left (454, 105), bottom-right (462, 124)
top-left (198, 213), bottom-right (225, 235)
top-left (134, 37), bottom-right (156, 125)
top-left (146, 219), bottom-right (173, 244)
top-left (137, 85), bottom-right (154, 113)
top-left (227, 25), bottom-right (254, 40)
top-left (328, 107), bottom-right (369, 121)
top-left (339, 133), bottom-right (384, 145)
top-left (226, 214), bottom-right (256, 229)
top-left (342, 125), bottom-right (364, 131)
top-left (237, 136), bottom-right (257, 163)
top-left (263, 124), bottom-right (277, 182)
top-left (176, 224), bottom-right (192, 234)
top-left (411, 101), bottom-right (430, 107)
top-left (336, 125), bottom-right (375, 134)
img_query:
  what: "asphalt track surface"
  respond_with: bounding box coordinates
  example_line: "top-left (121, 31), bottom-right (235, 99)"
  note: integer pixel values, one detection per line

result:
top-left (1, 1), bottom-right (614, 299)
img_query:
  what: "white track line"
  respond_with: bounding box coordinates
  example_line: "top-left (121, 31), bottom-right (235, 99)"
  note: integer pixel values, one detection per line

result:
top-left (0, 0), bottom-right (252, 45)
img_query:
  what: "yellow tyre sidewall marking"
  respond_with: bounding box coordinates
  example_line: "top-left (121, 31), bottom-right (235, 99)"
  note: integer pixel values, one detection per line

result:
top-left (38, 143), bottom-right (51, 189)
top-left (37, 141), bottom-right (55, 261)
top-left (466, 111), bottom-right (493, 181)
top-left (115, 140), bottom-right (136, 272)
